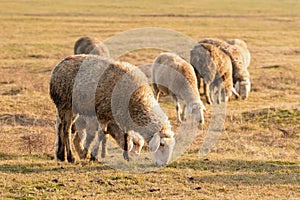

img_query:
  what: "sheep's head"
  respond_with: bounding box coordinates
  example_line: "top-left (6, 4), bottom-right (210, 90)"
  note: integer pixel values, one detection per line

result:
top-left (235, 78), bottom-right (251, 100)
top-left (187, 102), bottom-right (206, 124)
top-left (149, 124), bottom-right (175, 167)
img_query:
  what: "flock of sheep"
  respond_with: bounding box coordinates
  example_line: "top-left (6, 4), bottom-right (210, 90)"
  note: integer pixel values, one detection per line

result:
top-left (49, 36), bottom-right (251, 167)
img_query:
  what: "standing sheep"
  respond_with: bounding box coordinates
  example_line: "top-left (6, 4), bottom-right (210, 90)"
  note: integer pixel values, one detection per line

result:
top-left (190, 43), bottom-right (235, 105)
top-left (50, 55), bottom-right (144, 162)
top-left (199, 38), bottom-right (251, 100)
top-left (152, 52), bottom-right (206, 124)
top-left (74, 36), bottom-right (110, 57)
top-left (50, 55), bottom-right (175, 166)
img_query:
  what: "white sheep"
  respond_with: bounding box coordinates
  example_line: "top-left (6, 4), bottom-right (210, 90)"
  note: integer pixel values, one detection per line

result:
top-left (199, 38), bottom-right (251, 100)
top-left (50, 55), bottom-right (175, 166)
top-left (152, 52), bottom-right (206, 124)
top-left (50, 55), bottom-right (144, 162)
top-left (190, 43), bottom-right (236, 104)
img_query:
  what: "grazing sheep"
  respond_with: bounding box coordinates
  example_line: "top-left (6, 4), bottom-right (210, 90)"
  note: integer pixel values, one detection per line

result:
top-left (50, 55), bottom-right (175, 166)
top-left (199, 38), bottom-right (251, 100)
top-left (226, 39), bottom-right (251, 98)
top-left (190, 43), bottom-right (235, 105)
top-left (94, 57), bottom-right (176, 166)
top-left (74, 36), bottom-right (110, 57)
top-left (50, 55), bottom-right (144, 162)
top-left (152, 52), bottom-right (206, 124)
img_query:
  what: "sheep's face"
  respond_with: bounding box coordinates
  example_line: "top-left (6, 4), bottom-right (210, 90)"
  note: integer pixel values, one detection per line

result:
top-left (187, 102), bottom-right (206, 124)
top-left (149, 131), bottom-right (175, 167)
top-left (235, 79), bottom-right (251, 100)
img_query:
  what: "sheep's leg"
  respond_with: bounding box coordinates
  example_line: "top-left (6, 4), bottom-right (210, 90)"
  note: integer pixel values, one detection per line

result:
top-left (181, 104), bottom-right (187, 121)
top-left (83, 117), bottom-right (98, 160)
top-left (55, 109), bottom-right (65, 161)
top-left (195, 71), bottom-right (202, 93)
top-left (171, 93), bottom-right (182, 123)
top-left (100, 131), bottom-right (109, 158)
top-left (123, 133), bottom-right (130, 161)
top-left (152, 83), bottom-right (160, 101)
top-left (73, 130), bottom-right (85, 159)
top-left (64, 109), bottom-right (75, 163)
top-left (90, 132), bottom-right (100, 161)
top-left (204, 82), bottom-right (212, 105)
top-left (215, 78), bottom-right (222, 104)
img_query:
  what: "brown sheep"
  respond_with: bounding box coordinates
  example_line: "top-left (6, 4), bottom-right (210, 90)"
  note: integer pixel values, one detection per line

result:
top-left (190, 43), bottom-right (235, 104)
top-left (199, 38), bottom-right (251, 100)
top-left (50, 55), bottom-right (175, 166)
top-left (152, 52), bottom-right (206, 124)
top-left (50, 55), bottom-right (144, 162)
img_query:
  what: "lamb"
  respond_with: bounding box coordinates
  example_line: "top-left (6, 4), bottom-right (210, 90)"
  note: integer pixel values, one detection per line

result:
top-left (199, 38), bottom-right (251, 100)
top-left (74, 36), bottom-right (110, 57)
top-left (190, 43), bottom-right (235, 105)
top-left (50, 55), bottom-right (144, 162)
top-left (152, 52), bottom-right (206, 124)
top-left (50, 55), bottom-right (175, 166)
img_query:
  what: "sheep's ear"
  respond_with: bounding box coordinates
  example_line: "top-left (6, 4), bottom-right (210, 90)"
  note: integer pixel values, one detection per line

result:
top-left (127, 139), bottom-right (133, 152)
top-left (149, 133), bottom-right (160, 153)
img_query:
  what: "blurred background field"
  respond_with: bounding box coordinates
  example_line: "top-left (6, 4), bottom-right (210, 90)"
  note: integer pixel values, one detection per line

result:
top-left (0, 0), bottom-right (299, 199)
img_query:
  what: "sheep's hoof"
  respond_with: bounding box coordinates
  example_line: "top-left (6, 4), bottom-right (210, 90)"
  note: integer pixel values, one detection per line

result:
top-left (67, 154), bottom-right (76, 163)
top-left (123, 151), bottom-right (131, 161)
top-left (90, 154), bottom-right (97, 161)
top-left (56, 151), bottom-right (65, 162)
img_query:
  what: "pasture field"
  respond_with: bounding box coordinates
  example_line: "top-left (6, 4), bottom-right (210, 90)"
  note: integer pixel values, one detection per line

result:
top-left (0, 0), bottom-right (299, 199)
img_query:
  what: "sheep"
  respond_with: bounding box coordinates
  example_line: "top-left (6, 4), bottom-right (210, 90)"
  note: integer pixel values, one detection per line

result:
top-left (226, 39), bottom-right (251, 98)
top-left (199, 38), bottom-right (251, 100)
top-left (190, 43), bottom-right (235, 105)
top-left (50, 54), bottom-right (175, 166)
top-left (152, 52), bottom-right (206, 124)
top-left (50, 55), bottom-right (144, 162)
top-left (74, 36), bottom-right (110, 57)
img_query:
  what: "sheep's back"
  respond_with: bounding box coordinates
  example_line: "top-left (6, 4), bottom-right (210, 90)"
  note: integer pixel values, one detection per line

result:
top-left (74, 36), bottom-right (109, 56)
top-left (95, 61), bottom-right (162, 133)
top-left (199, 38), bottom-right (248, 82)
top-left (190, 44), bottom-right (216, 84)
top-left (49, 55), bottom-right (85, 111)
top-left (153, 53), bottom-right (199, 101)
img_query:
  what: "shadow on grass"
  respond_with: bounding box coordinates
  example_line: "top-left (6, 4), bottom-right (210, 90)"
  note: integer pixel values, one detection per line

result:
top-left (168, 158), bottom-right (299, 185)
top-left (168, 158), bottom-right (299, 172)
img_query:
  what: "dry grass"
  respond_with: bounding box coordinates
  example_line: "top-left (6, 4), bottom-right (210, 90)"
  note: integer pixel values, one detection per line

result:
top-left (0, 0), bottom-right (299, 199)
